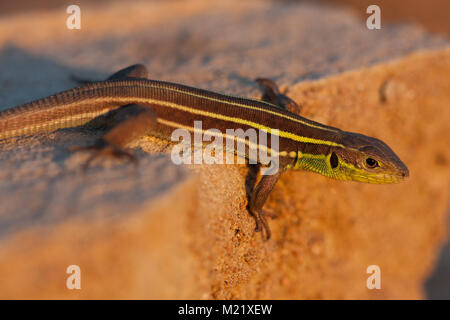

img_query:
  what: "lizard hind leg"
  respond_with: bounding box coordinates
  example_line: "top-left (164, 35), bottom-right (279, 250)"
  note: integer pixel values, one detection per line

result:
top-left (70, 140), bottom-right (137, 172)
top-left (69, 104), bottom-right (156, 171)
top-left (71, 64), bottom-right (149, 84)
top-left (107, 64), bottom-right (149, 80)
top-left (255, 78), bottom-right (301, 114)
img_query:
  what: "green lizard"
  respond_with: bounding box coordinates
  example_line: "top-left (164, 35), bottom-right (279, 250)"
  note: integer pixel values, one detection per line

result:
top-left (0, 64), bottom-right (409, 239)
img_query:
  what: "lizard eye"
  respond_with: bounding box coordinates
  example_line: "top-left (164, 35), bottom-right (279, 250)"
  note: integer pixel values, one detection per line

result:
top-left (365, 158), bottom-right (379, 168)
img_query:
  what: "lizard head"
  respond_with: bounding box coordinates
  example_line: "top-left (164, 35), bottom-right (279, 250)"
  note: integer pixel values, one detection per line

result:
top-left (328, 132), bottom-right (409, 184)
top-left (293, 132), bottom-right (409, 184)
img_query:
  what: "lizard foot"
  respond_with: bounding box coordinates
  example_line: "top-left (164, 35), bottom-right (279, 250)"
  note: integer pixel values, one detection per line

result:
top-left (250, 209), bottom-right (274, 241)
top-left (69, 140), bottom-right (137, 171)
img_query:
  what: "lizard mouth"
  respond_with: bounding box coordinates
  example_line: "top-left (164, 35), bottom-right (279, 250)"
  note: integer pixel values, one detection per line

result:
top-left (349, 171), bottom-right (409, 184)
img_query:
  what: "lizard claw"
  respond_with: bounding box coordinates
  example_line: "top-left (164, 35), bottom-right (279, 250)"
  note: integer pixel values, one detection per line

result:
top-left (249, 209), bottom-right (273, 240)
top-left (261, 209), bottom-right (278, 219)
top-left (69, 140), bottom-right (137, 171)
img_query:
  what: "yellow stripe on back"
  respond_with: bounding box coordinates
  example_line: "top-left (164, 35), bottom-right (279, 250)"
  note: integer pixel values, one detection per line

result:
top-left (77, 96), bottom-right (344, 148)
top-left (96, 80), bottom-right (340, 133)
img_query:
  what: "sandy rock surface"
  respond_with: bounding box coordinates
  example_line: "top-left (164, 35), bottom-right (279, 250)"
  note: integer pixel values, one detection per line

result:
top-left (0, 0), bottom-right (449, 299)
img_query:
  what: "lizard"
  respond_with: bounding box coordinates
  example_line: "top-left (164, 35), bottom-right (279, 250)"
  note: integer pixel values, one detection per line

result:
top-left (0, 64), bottom-right (409, 239)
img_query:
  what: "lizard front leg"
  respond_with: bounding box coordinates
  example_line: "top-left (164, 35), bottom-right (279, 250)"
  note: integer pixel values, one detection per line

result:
top-left (255, 78), bottom-right (301, 114)
top-left (247, 78), bottom-right (299, 240)
top-left (248, 167), bottom-right (284, 240)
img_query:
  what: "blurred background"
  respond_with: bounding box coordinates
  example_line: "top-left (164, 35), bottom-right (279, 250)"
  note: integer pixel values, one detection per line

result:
top-left (1, 0), bottom-right (450, 37)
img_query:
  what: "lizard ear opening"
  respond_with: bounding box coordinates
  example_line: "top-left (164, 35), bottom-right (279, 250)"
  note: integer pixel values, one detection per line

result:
top-left (330, 152), bottom-right (339, 169)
